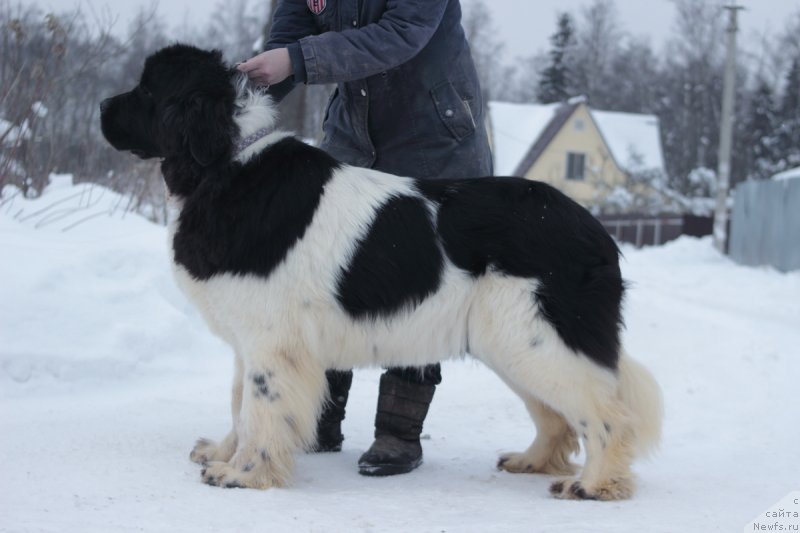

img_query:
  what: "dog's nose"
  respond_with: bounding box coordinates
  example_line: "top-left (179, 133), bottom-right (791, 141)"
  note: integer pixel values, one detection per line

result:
top-left (99, 98), bottom-right (112, 113)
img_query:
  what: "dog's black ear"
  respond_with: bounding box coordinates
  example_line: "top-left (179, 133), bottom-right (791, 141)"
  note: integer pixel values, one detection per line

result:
top-left (184, 93), bottom-right (234, 167)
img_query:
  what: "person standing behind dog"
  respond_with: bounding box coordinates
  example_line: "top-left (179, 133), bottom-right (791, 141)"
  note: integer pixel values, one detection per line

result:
top-left (237, 0), bottom-right (492, 476)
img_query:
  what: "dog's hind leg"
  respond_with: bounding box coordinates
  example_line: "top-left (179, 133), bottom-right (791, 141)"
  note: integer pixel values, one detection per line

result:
top-left (190, 354), bottom-right (243, 465)
top-left (470, 276), bottom-right (660, 500)
top-left (497, 396), bottom-right (579, 476)
top-left (496, 349), bottom-right (656, 500)
top-left (546, 392), bottom-right (636, 501)
top-left (495, 351), bottom-right (638, 500)
top-left (200, 344), bottom-right (327, 489)
top-left (549, 353), bottom-right (662, 501)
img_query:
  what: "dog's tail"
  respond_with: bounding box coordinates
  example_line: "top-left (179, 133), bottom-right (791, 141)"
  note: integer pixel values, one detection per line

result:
top-left (617, 352), bottom-right (663, 458)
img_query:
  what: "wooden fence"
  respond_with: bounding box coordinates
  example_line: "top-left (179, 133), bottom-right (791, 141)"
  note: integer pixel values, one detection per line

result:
top-left (729, 178), bottom-right (800, 273)
top-left (596, 214), bottom-right (713, 248)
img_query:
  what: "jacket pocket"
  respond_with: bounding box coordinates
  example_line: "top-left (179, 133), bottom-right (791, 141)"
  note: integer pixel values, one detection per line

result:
top-left (431, 80), bottom-right (476, 141)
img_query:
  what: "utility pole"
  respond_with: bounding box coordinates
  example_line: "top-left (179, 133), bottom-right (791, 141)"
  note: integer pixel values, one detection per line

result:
top-left (713, 2), bottom-right (744, 253)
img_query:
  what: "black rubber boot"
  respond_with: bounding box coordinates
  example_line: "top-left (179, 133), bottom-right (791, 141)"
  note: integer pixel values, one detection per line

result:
top-left (312, 370), bottom-right (353, 452)
top-left (358, 370), bottom-right (437, 476)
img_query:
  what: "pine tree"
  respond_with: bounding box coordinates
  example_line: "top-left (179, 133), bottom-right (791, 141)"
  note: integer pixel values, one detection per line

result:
top-left (536, 13), bottom-right (575, 104)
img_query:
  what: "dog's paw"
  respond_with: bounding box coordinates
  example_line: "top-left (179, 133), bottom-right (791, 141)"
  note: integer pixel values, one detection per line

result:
top-left (190, 435), bottom-right (236, 465)
top-left (497, 452), bottom-right (578, 476)
top-left (201, 461), bottom-right (273, 490)
top-left (549, 478), bottom-right (634, 501)
top-left (190, 438), bottom-right (216, 465)
top-left (497, 453), bottom-right (537, 474)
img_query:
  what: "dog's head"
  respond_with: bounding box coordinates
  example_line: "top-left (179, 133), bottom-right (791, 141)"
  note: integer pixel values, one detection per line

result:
top-left (100, 44), bottom-right (237, 172)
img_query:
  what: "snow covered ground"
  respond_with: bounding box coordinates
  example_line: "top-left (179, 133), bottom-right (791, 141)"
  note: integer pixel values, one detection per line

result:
top-left (2, 177), bottom-right (799, 533)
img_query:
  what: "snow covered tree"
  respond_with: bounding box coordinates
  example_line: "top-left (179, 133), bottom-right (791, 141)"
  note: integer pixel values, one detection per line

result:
top-left (536, 13), bottom-right (575, 104)
top-left (655, 0), bottom-right (727, 194)
top-left (462, 0), bottom-right (517, 103)
top-left (497, 54), bottom-right (544, 104)
top-left (745, 79), bottom-right (780, 180)
top-left (596, 38), bottom-right (661, 114)
top-left (774, 57), bottom-right (800, 173)
top-left (782, 58), bottom-right (800, 117)
top-left (204, 0), bottom-right (264, 62)
top-left (569, 0), bottom-right (624, 109)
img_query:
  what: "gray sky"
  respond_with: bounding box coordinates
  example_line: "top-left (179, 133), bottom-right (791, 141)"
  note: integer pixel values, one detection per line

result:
top-left (38, 0), bottom-right (800, 62)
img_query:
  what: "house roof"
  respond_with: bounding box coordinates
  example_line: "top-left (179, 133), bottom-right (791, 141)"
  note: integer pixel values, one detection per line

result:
top-left (488, 101), bottom-right (665, 177)
top-left (592, 110), bottom-right (665, 173)
top-left (488, 101), bottom-right (560, 175)
top-left (513, 103), bottom-right (580, 177)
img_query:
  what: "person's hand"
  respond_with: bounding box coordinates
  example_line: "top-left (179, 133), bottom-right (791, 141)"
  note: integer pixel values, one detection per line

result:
top-left (237, 48), bottom-right (292, 87)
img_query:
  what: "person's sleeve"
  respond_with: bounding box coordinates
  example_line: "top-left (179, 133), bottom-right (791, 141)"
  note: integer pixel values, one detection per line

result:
top-left (264, 0), bottom-right (317, 101)
top-left (298, 0), bottom-right (449, 84)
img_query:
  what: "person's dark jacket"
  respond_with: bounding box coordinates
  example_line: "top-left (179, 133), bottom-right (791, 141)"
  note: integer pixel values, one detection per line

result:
top-left (265, 0), bottom-right (493, 180)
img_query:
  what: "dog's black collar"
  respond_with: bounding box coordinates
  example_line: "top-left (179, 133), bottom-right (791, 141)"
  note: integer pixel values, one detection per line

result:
top-left (233, 127), bottom-right (271, 158)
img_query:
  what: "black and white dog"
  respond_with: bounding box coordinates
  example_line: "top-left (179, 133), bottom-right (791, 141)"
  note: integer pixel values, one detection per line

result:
top-left (100, 44), bottom-right (662, 500)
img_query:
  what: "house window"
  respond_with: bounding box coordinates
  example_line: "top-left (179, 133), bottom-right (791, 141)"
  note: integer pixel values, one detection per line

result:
top-left (566, 152), bottom-right (586, 180)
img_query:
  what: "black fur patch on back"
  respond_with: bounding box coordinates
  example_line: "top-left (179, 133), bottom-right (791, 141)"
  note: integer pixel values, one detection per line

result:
top-left (172, 137), bottom-right (339, 280)
top-left (336, 195), bottom-right (443, 319)
top-left (417, 178), bottom-right (624, 370)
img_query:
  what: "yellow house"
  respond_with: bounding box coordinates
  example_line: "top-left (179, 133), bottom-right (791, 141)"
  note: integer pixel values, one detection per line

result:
top-left (488, 99), bottom-right (666, 212)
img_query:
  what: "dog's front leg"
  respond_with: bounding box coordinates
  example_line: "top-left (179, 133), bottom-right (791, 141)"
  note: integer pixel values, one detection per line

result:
top-left (201, 345), bottom-right (326, 489)
top-left (191, 353), bottom-right (244, 465)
